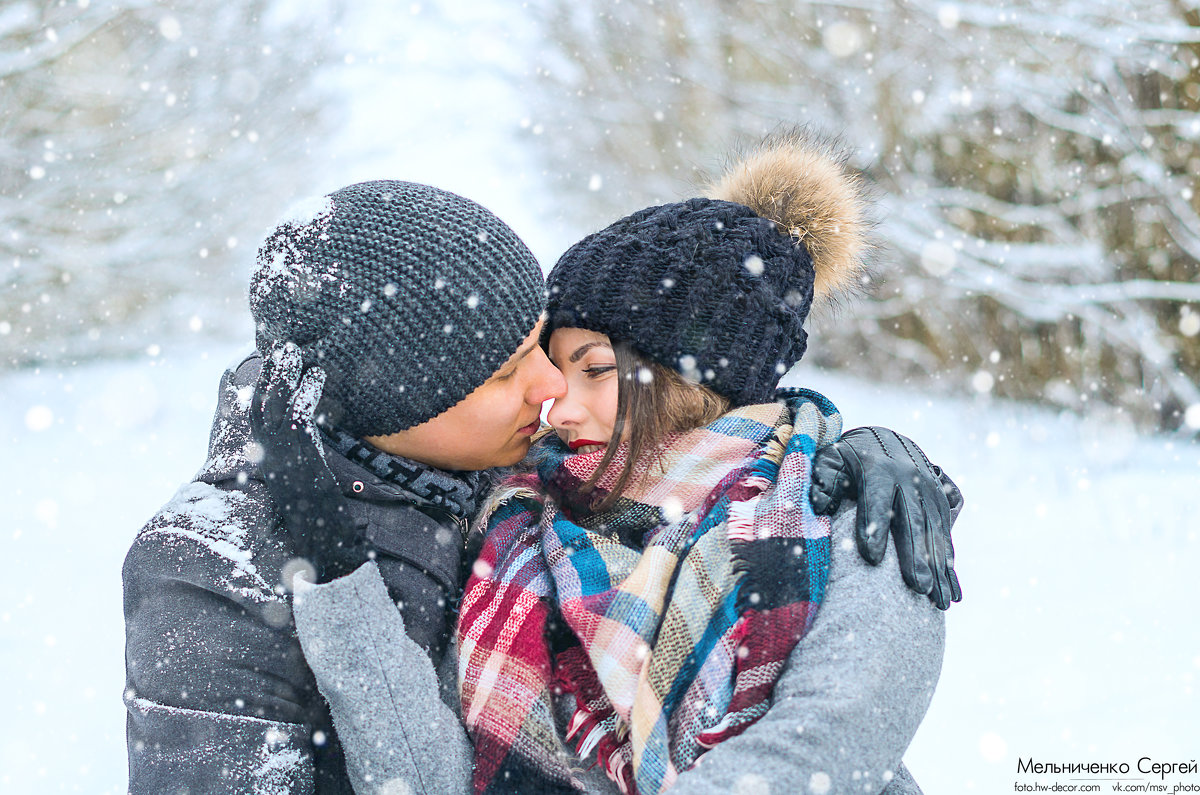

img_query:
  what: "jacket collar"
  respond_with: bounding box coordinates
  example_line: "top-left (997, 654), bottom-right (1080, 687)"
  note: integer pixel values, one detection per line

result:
top-left (194, 350), bottom-right (484, 521)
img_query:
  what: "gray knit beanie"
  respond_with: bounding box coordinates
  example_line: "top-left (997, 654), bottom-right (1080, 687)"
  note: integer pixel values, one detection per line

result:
top-left (249, 180), bottom-right (544, 436)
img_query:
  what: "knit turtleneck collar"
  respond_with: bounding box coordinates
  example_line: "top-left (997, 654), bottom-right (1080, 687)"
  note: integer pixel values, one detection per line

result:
top-left (322, 427), bottom-right (486, 520)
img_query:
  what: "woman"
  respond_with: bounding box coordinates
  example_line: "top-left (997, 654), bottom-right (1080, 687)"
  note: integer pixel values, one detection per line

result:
top-left (294, 131), bottom-right (959, 795)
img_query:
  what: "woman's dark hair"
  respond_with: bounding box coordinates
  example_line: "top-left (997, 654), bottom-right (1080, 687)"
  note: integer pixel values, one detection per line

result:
top-left (580, 340), bottom-right (730, 511)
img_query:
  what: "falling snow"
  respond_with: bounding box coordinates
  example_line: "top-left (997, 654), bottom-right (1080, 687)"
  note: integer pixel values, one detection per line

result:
top-left (4, 2), bottom-right (1199, 791)
top-left (822, 23), bottom-right (863, 58)
top-left (4, 349), bottom-right (1195, 793)
top-left (919, 241), bottom-right (957, 277)
top-left (24, 404), bottom-right (53, 431)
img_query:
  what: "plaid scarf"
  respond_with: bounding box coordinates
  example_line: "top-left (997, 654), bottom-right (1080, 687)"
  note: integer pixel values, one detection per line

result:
top-left (457, 388), bottom-right (841, 795)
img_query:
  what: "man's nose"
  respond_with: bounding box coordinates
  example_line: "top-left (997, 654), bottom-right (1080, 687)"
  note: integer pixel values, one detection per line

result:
top-left (526, 346), bottom-right (566, 404)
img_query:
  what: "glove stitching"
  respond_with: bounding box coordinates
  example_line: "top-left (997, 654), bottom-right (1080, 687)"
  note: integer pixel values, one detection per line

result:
top-left (865, 427), bottom-right (895, 461)
top-left (904, 435), bottom-right (936, 471)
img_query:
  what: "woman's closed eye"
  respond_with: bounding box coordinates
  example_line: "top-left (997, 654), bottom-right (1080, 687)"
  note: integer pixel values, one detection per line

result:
top-left (583, 365), bottom-right (615, 378)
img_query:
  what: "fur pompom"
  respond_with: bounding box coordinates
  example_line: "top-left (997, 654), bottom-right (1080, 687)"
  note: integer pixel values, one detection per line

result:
top-left (707, 128), bottom-right (872, 307)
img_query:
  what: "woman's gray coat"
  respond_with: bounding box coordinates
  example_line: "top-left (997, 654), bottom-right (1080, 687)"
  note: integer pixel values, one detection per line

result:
top-left (294, 502), bottom-right (947, 794)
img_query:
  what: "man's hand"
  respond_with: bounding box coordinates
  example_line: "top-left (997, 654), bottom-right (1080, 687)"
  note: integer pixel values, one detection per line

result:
top-left (810, 427), bottom-right (963, 610)
top-left (250, 343), bottom-right (363, 584)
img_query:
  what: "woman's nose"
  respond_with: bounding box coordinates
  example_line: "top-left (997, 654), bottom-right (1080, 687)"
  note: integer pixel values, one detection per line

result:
top-left (546, 392), bottom-right (582, 429)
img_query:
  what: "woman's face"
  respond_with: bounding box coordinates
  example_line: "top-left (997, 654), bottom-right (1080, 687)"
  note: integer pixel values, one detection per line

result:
top-left (545, 327), bottom-right (620, 454)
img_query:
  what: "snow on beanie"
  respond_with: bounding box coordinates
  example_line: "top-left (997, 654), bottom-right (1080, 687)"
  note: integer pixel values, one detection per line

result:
top-left (544, 129), bottom-right (872, 406)
top-left (249, 180), bottom-right (544, 436)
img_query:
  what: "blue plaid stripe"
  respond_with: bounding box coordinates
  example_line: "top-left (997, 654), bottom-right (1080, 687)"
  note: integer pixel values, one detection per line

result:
top-left (461, 391), bottom-right (843, 795)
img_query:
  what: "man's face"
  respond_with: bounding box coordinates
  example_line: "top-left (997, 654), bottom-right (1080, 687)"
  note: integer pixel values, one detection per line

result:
top-left (365, 318), bottom-right (566, 470)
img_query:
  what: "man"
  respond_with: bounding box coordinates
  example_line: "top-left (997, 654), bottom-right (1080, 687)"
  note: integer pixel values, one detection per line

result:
top-left (123, 180), bottom-right (959, 793)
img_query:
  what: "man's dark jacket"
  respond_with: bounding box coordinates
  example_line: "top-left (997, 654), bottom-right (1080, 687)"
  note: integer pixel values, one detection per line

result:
top-left (122, 352), bottom-right (468, 794)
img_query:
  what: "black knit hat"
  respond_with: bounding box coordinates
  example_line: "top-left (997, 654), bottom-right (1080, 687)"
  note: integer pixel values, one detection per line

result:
top-left (545, 130), bottom-right (871, 406)
top-left (250, 180), bottom-right (544, 436)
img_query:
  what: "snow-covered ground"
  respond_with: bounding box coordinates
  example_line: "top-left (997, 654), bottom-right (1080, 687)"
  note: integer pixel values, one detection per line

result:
top-left (810, 372), bottom-right (1200, 792)
top-left (2, 345), bottom-right (1196, 794)
top-left (3, 4), bottom-right (1197, 793)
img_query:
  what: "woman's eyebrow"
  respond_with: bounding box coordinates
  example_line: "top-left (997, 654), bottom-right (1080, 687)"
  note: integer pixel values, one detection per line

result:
top-left (569, 341), bottom-right (611, 363)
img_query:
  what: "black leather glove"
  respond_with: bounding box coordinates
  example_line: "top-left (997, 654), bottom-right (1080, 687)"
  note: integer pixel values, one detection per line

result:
top-left (810, 426), bottom-right (963, 610)
top-left (249, 343), bottom-right (364, 584)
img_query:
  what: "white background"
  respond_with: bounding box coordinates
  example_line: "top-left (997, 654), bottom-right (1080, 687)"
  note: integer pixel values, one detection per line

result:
top-left (2, 3), bottom-right (1197, 792)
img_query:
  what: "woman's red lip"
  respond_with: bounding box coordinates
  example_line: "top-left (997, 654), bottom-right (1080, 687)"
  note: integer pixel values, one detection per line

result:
top-left (518, 419), bottom-right (541, 435)
top-left (568, 439), bottom-right (606, 451)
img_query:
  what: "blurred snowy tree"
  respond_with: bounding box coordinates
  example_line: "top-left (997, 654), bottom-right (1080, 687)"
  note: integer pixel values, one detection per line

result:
top-left (1, 0), bottom-right (343, 367)
top-left (523, 0), bottom-right (1200, 431)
